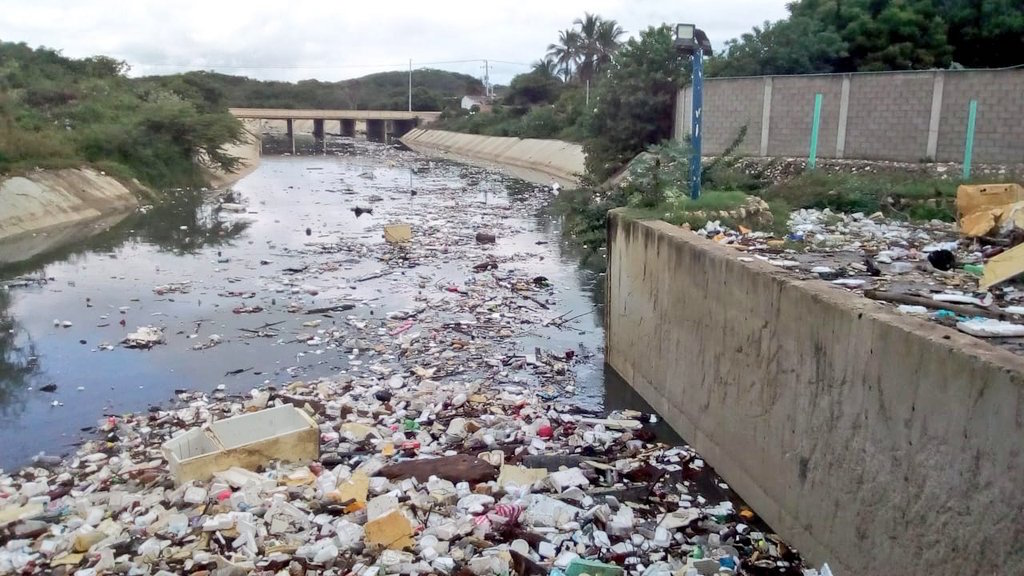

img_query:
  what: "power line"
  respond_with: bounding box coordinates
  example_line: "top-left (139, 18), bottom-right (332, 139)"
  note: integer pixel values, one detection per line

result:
top-left (133, 58), bottom-right (532, 71)
top-left (137, 62), bottom-right (410, 70)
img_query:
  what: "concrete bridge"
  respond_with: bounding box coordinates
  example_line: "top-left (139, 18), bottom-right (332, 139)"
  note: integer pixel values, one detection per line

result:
top-left (230, 108), bottom-right (442, 152)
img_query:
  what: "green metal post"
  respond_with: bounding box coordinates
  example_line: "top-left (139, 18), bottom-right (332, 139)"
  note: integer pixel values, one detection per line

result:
top-left (808, 93), bottom-right (823, 170)
top-left (963, 99), bottom-right (977, 180)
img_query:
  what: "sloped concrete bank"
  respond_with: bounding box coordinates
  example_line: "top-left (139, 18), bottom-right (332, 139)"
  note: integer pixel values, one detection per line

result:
top-left (0, 168), bottom-right (139, 244)
top-left (1, 127), bottom-right (261, 264)
top-left (400, 129), bottom-right (585, 188)
top-left (605, 210), bottom-right (1024, 576)
top-left (207, 122), bottom-right (262, 188)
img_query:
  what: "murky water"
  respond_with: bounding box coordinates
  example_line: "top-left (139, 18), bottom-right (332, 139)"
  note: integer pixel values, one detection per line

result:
top-left (0, 140), bottom-right (612, 470)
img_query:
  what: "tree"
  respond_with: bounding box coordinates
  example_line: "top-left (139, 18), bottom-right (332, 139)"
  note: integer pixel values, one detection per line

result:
top-left (710, 0), bottom-right (1023, 75)
top-left (547, 29), bottom-right (581, 82)
top-left (706, 17), bottom-right (846, 76)
top-left (411, 87), bottom-right (442, 111)
top-left (532, 58), bottom-right (559, 77)
top-left (573, 13), bottom-right (625, 83)
top-left (583, 25), bottom-right (687, 180)
top-left (594, 18), bottom-right (627, 75)
top-left (506, 67), bottom-right (563, 106)
top-left (944, 0), bottom-right (1024, 68)
top-left (838, 0), bottom-right (952, 70)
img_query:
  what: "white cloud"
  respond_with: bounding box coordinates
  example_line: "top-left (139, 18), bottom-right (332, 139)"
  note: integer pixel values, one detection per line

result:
top-left (0, 0), bottom-right (789, 84)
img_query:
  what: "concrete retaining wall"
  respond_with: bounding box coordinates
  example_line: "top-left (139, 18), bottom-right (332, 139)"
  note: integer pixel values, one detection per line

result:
top-left (606, 211), bottom-right (1024, 576)
top-left (677, 68), bottom-right (1024, 164)
top-left (400, 129), bottom-right (585, 188)
top-left (0, 168), bottom-right (139, 243)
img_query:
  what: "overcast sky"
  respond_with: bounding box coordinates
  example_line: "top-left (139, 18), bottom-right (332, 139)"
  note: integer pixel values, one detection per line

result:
top-left (1, 0), bottom-right (790, 84)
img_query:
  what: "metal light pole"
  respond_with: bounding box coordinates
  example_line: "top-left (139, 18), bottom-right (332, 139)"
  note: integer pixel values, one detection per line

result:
top-left (690, 50), bottom-right (703, 200)
top-left (674, 24), bottom-right (713, 200)
top-left (408, 59), bottom-right (412, 112)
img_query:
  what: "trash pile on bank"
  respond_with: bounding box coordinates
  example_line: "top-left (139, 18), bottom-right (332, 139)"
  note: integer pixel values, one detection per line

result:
top-left (0, 373), bottom-right (820, 575)
top-left (693, 183), bottom-right (1024, 347)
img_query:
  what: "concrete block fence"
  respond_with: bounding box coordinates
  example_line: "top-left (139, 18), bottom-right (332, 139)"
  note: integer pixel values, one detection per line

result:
top-left (675, 69), bottom-right (1024, 165)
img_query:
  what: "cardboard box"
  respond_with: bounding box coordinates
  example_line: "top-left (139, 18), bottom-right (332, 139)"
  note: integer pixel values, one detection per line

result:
top-left (956, 183), bottom-right (1024, 220)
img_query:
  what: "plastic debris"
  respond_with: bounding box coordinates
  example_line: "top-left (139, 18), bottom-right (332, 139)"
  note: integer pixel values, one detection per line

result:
top-left (122, 325), bottom-right (164, 349)
top-left (957, 318), bottom-right (1024, 337)
top-left (0, 141), bottom-right (815, 576)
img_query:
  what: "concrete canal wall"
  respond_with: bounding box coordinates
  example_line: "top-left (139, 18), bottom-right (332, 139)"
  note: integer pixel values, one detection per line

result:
top-left (0, 168), bottom-right (139, 243)
top-left (207, 122), bottom-right (262, 188)
top-left (605, 211), bottom-right (1024, 576)
top-left (400, 129), bottom-right (585, 188)
top-left (1, 124), bottom-right (260, 248)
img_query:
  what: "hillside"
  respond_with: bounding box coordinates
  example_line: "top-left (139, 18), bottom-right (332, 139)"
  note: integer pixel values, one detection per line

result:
top-left (0, 41), bottom-right (241, 188)
top-left (146, 69), bottom-right (485, 112)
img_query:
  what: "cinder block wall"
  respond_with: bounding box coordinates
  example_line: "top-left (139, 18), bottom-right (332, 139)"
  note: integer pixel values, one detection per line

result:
top-left (677, 69), bottom-right (1024, 164)
top-left (606, 211), bottom-right (1024, 576)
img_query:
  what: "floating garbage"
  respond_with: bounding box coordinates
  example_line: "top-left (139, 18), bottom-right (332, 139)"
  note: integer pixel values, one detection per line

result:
top-left (0, 139), bottom-right (817, 576)
top-left (0, 373), bottom-right (812, 575)
top-left (121, 325), bottom-right (164, 349)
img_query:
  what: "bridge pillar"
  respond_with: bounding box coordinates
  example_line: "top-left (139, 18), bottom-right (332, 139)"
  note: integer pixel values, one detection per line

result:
top-left (313, 119), bottom-right (326, 154)
top-left (391, 119), bottom-right (417, 138)
top-left (366, 119), bottom-right (386, 142)
top-left (340, 119), bottom-right (355, 137)
top-left (286, 118), bottom-right (295, 155)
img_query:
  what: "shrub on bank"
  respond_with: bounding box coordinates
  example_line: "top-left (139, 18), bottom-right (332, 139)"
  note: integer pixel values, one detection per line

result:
top-left (0, 42), bottom-right (243, 189)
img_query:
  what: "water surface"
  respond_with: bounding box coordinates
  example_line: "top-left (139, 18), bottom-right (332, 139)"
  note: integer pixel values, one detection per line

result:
top-left (0, 140), bottom-right (607, 469)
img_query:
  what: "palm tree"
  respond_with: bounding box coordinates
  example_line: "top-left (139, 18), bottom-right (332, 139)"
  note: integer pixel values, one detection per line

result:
top-left (531, 57), bottom-right (559, 77)
top-left (594, 19), bottom-right (625, 75)
top-left (572, 13), bottom-right (625, 83)
top-left (573, 13), bottom-right (602, 84)
top-left (547, 29), bottom-right (580, 82)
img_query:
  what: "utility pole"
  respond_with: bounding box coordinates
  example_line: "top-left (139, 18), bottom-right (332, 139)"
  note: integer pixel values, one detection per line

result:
top-left (408, 59), bottom-right (412, 112)
top-left (483, 59), bottom-right (490, 97)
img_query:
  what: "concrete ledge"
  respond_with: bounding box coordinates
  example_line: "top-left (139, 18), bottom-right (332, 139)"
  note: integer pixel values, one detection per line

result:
top-left (400, 129), bottom-right (584, 188)
top-left (606, 210), bottom-right (1024, 576)
top-left (0, 168), bottom-right (138, 243)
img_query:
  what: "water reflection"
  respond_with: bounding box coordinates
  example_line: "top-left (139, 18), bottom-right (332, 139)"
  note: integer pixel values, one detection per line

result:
top-left (0, 189), bottom-right (252, 425)
top-left (0, 190), bottom-right (251, 278)
top-left (133, 190), bottom-right (252, 256)
top-left (0, 290), bottom-right (37, 418)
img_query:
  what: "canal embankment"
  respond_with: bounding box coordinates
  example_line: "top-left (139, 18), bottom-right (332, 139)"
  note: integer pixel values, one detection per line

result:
top-left (0, 168), bottom-right (140, 244)
top-left (605, 209), bottom-right (1024, 576)
top-left (0, 123), bottom-right (262, 261)
top-left (400, 129), bottom-right (584, 188)
top-left (206, 122), bottom-right (262, 188)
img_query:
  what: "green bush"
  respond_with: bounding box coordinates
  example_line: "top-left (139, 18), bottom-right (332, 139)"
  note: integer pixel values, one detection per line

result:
top-left (583, 26), bottom-right (687, 180)
top-left (0, 41), bottom-right (242, 189)
top-left (433, 84), bottom-right (593, 143)
top-left (761, 171), bottom-right (958, 221)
